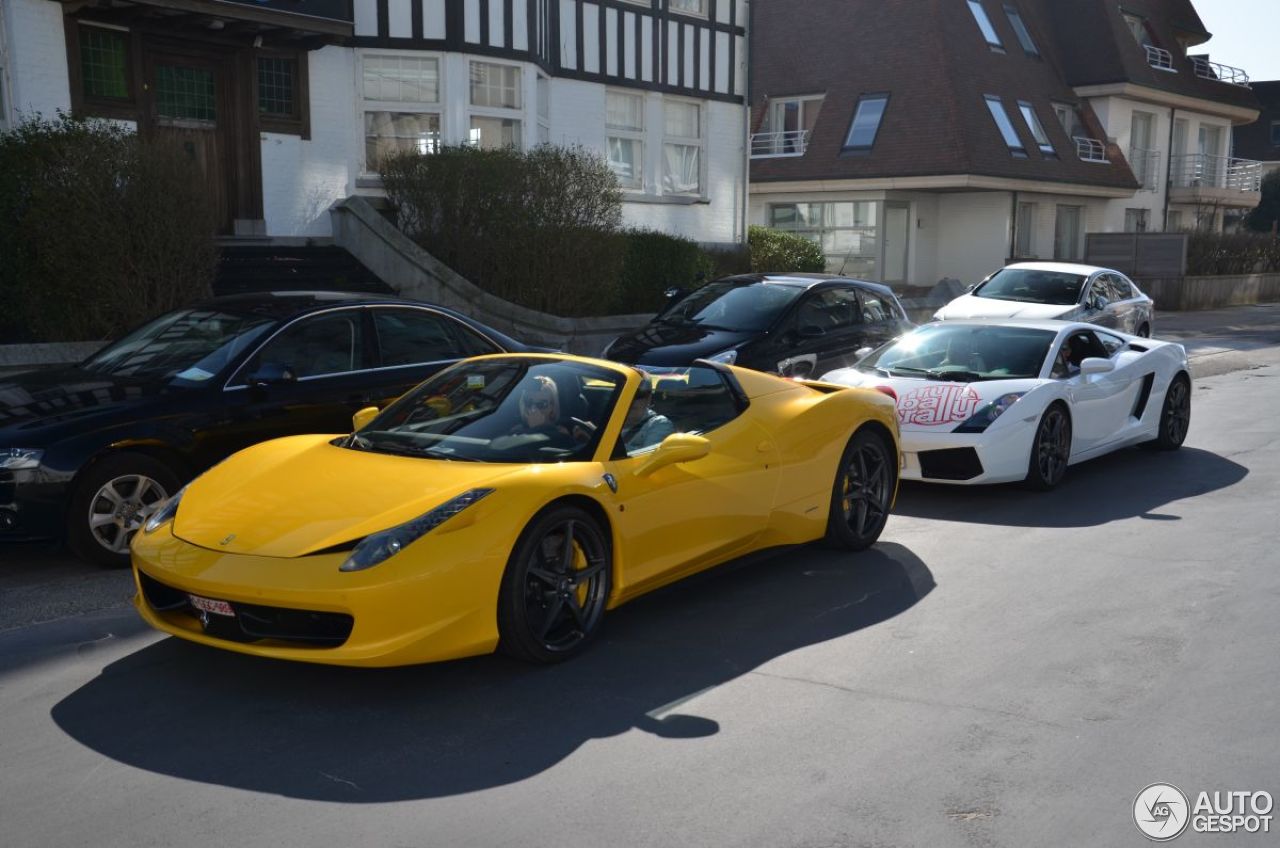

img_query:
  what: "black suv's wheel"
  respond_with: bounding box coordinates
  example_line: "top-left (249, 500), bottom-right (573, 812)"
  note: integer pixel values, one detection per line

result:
top-left (497, 505), bottom-right (612, 664)
top-left (1153, 374), bottom-right (1191, 450)
top-left (66, 453), bottom-right (180, 568)
top-left (1024, 404), bottom-right (1071, 491)
top-left (825, 428), bottom-right (896, 551)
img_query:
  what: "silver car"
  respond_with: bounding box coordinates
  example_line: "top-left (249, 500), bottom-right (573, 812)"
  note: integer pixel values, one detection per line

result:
top-left (932, 262), bottom-right (1155, 337)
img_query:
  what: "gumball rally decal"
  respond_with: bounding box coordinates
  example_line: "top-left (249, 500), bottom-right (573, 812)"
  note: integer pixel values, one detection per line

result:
top-left (896, 385), bottom-right (982, 426)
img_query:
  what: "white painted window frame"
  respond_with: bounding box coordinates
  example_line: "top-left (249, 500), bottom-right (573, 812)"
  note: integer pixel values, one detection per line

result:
top-left (468, 58), bottom-right (525, 151)
top-left (606, 88), bottom-right (646, 191)
top-left (358, 49), bottom-right (445, 176)
top-left (661, 95), bottom-right (706, 198)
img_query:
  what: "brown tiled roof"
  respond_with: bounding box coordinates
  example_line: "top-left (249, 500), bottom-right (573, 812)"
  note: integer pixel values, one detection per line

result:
top-left (750, 0), bottom-right (1256, 189)
top-left (1234, 81), bottom-right (1280, 162)
top-left (1043, 0), bottom-right (1258, 111)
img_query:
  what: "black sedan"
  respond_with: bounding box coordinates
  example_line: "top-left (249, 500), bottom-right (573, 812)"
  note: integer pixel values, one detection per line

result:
top-left (603, 274), bottom-right (913, 377)
top-left (0, 291), bottom-right (535, 566)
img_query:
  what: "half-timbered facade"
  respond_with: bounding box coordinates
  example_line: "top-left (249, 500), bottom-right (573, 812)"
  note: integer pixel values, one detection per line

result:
top-left (1, 0), bottom-right (748, 245)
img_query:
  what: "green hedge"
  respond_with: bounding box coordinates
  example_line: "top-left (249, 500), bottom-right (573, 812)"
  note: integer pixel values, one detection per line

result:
top-left (0, 114), bottom-right (217, 343)
top-left (612, 229), bottom-right (717, 314)
top-left (1185, 230), bottom-right (1280, 275)
top-left (748, 225), bottom-right (827, 273)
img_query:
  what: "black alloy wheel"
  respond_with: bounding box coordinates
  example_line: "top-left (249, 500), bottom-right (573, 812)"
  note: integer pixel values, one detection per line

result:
top-left (1025, 405), bottom-right (1072, 491)
top-left (1153, 375), bottom-right (1191, 450)
top-left (825, 428), bottom-right (896, 551)
top-left (498, 505), bottom-right (612, 664)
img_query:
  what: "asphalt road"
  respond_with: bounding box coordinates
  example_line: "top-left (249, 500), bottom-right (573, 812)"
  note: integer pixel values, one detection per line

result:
top-left (2, 307), bottom-right (1279, 847)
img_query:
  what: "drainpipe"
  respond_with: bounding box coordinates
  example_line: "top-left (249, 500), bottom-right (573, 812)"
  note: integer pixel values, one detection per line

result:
top-left (1162, 107), bottom-right (1176, 231)
top-left (1008, 191), bottom-right (1019, 262)
top-left (741, 0), bottom-right (754, 248)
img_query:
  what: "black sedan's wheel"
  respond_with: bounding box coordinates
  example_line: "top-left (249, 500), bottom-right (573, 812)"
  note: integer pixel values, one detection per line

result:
top-left (497, 505), bottom-right (612, 664)
top-left (66, 453), bottom-right (181, 568)
top-left (825, 428), bottom-right (896, 551)
top-left (1024, 404), bottom-right (1072, 491)
top-left (1153, 374), bottom-right (1191, 450)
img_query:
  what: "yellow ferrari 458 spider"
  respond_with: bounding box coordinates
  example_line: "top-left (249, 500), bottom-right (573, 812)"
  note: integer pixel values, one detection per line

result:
top-left (131, 354), bottom-right (899, 666)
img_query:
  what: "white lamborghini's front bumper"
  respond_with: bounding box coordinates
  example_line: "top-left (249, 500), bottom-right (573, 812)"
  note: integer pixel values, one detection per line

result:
top-left (900, 421), bottom-right (1039, 486)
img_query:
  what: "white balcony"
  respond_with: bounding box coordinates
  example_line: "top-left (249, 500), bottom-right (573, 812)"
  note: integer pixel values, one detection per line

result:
top-left (1144, 45), bottom-right (1176, 72)
top-left (1169, 154), bottom-right (1263, 206)
top-left (1128, 147), bottom-right (1162, 191)
top-left (1190, 56), bottom-right (1250, 87)
top-left (1073, 136), bottom-right (1108, 163)
top-left (750, 130), bottom-right (811, 159)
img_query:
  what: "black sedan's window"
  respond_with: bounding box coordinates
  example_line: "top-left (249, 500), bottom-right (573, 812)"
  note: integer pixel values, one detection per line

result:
top-left (373, 308), bottom-right (464, 367)
top-left (81, 309), bottom-right (276, 385)
top-left (249, 312), bottom-right (365, 380)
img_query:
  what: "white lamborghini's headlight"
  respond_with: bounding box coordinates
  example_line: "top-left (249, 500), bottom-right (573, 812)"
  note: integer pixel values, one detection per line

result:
top-left (706, 348), bottom-right (738, 365)
top-left (338, 488), bottom-right (495, 573)
top-left (953, 393), bottom-right (1025, 434)
top-left (144, 485), bottom-right (187, 534)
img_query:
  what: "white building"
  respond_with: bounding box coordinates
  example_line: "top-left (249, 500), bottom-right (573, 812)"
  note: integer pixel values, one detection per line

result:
top-left (0, 0), bottom-right (749, 247)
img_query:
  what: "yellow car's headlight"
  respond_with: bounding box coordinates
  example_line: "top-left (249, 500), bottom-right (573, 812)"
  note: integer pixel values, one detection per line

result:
top-left (144, 485), bottom-right (188, 534)
top-left (339, 488), bottom-right (496, 573)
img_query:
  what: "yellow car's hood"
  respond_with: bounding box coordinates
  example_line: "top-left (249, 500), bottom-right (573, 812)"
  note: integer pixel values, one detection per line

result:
top-left (173, 435), bottom-right (524, 558)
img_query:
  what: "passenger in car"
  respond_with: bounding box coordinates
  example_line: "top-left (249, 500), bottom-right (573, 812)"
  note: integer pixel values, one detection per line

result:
top-left (622, 379), bottom-right (676, 455)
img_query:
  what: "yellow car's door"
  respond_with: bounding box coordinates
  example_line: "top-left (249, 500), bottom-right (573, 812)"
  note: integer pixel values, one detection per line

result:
top-left (602, 367), bottom-right (780, 599)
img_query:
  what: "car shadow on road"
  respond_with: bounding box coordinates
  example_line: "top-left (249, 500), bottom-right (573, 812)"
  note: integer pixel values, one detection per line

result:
top-left (893, 446), bottom-right (1247, 528)
top-left (50, 542), bottom-right (933, 802)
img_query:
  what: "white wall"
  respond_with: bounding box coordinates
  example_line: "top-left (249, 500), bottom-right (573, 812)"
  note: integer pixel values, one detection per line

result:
top-left (261, 46), bottom-right (357, 236)
top-left (934, 193), bottom-right (1012, 285)
top-left (5, 0), bottom-right (70, 120)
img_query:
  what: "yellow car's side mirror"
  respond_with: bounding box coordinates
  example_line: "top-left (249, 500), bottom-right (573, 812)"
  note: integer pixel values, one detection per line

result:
top-left (634, 433), bottom-right (711, 477)
top-left (352, 406), bottom-right (380, 432)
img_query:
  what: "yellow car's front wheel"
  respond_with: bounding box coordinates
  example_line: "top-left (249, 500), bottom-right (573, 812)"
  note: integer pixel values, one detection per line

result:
top-left (825, 428), bottom-right (896, 552)
top-left (497, 504), bottom-right (612, 663)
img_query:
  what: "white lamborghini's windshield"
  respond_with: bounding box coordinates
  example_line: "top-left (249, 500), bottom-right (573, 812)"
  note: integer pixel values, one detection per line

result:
top-left (857, 325), bottom-right (1056, 382)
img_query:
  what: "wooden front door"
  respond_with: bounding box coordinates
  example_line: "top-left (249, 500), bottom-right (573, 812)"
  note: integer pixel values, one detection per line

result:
top-left (141, 47), bottom-right (255, 234)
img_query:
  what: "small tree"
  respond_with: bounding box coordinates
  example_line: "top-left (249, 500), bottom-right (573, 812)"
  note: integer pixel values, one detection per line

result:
top-left (0, 113), bottom-right (216, 342)
top-left (1245, 170), bottom-right (1280, 235)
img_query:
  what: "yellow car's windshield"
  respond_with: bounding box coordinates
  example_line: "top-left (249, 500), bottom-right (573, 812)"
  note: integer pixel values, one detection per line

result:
top-left (346, 359), bottom-right (625, 463)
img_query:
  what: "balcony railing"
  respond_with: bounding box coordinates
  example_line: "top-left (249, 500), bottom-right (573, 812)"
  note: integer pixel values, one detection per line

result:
top-left (1073, 136), bottom-right (1108, 163)
top-left (1128, 147), bottom-right (1162, 191)
top-left (1191, 56), bottom-right (1250, 87)
top-left (1144, 45), bottom-right (1176, 72)
top-left (750, 130), bottom-right (811, 158)
top-left (1170, 154), bottom-right (1263, 192)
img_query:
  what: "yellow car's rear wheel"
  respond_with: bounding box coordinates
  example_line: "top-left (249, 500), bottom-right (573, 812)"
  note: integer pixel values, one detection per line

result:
top-left (825, 428), bottom-right (895, 551)
top-left (497, 505), bottom-right (612, 664)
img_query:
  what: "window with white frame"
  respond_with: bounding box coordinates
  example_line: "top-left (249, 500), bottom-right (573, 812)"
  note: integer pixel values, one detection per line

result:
top-left (469, 61), bottom-right (523, 150)
top-left (1015, 202), bottom-right (1037, 257)
top-left (361, 54), bottom-right (441, 173)
top-left (669, 0), bottom-right (708, 17)
top-left (769, 202), bottom-right (881, 277)
top-left (663, 98), bottom-right (702, 196)
top-left (1124, 208), bottom-right (1149, 233)
top-left (607, 90), bottom-right (645, 190)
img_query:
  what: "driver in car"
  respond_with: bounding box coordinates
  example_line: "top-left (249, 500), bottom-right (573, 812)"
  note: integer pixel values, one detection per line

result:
top-left (621, 379), bottom-right (675, 454)
top-left (512, 375), bottom-right (568, 436)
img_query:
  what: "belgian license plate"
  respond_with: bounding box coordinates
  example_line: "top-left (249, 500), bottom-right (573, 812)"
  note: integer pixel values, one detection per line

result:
top-left (188, 594), bottom-right (235, 617)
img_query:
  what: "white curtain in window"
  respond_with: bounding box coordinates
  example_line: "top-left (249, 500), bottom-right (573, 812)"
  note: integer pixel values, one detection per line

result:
top-left (364, 111), bottom-right (440, 169)
top-left (663, 143), bottom-right (700, 194)
top-left (608, 137), bottom-right (641, 187)
top-left (363, 56), bottom-right (439, 102)
top-left (664, 101), bottom-right (700, 138)
top-left (607, 92), bottom-right (644, 130)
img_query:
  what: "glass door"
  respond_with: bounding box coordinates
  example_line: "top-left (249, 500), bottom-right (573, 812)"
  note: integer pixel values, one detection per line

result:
top-left (881, 203), bottom-right (910, 284)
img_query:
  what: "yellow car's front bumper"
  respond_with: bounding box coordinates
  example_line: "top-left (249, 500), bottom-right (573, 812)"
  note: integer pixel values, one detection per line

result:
top-left (130, 523), bottom-right (509, 667)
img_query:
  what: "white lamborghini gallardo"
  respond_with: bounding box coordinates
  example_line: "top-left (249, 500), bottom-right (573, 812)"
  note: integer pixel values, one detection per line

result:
top-left (821, 320), bottom-right (1191, 489)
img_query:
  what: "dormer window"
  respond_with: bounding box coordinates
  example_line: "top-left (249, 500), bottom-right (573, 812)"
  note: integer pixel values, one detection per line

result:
top-left (1003, 4), bottom-right (1039, 57)
top-left (843, 94), bottom-right (889, 152)
top-left (967, 1), bottom-right (1005, 51)
top-left (984, 95), bottom-right (1027, 158)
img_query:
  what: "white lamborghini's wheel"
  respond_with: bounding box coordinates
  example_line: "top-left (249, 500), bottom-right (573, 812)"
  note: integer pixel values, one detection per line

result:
top-left (1153, 374), bottom-right (1191, 450)
top-left (1024, 404), bottom-right (1071, 491)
